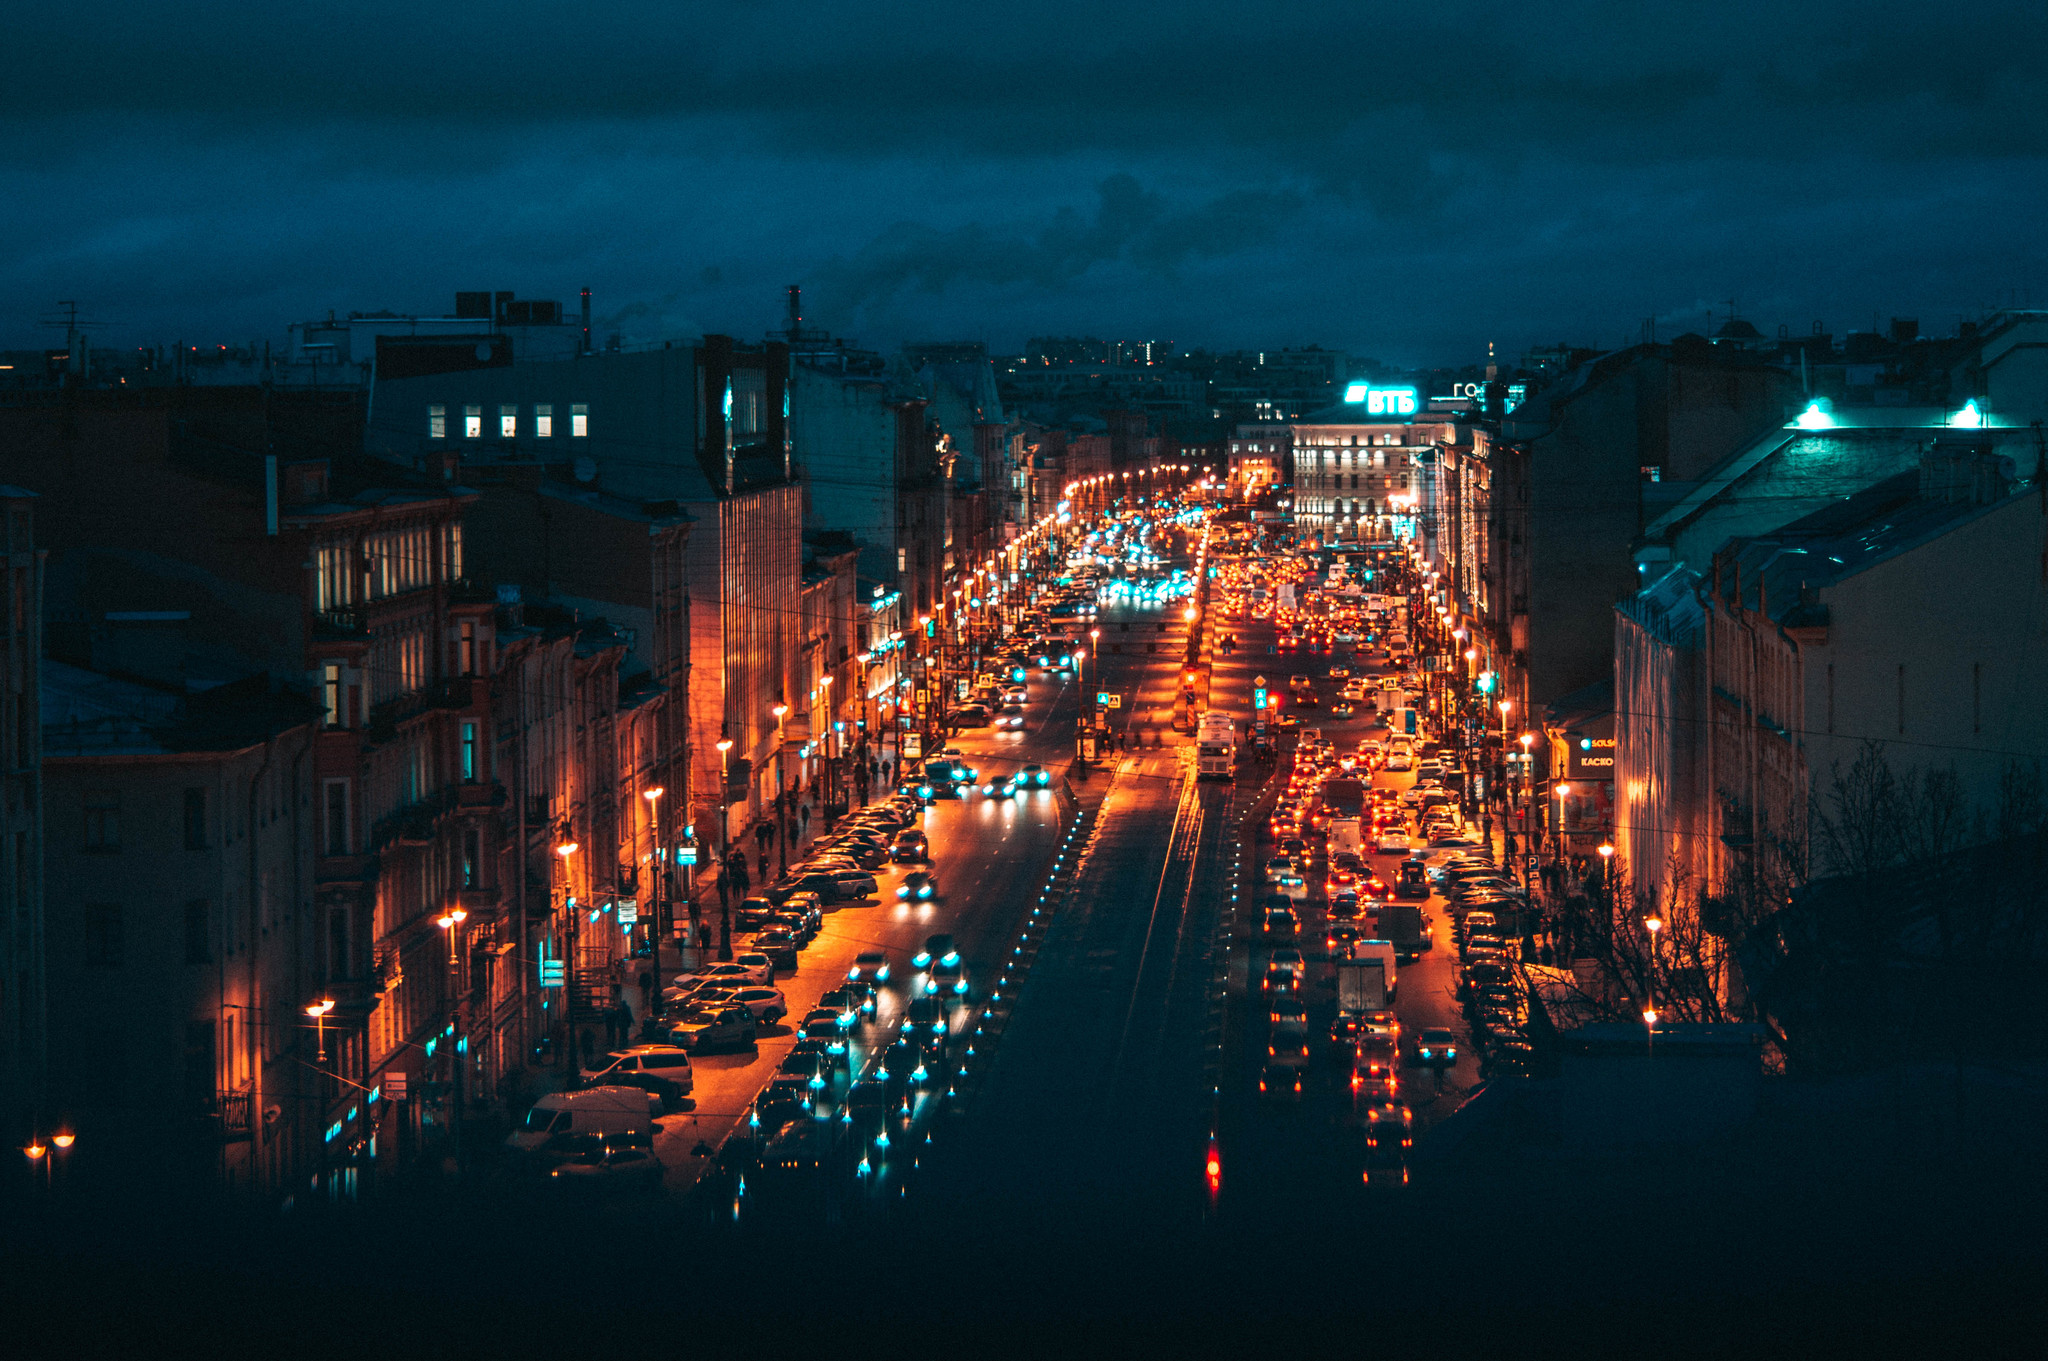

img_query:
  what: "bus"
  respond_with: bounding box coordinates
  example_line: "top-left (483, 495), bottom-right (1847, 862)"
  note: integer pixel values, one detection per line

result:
top-left (1195, 712), bottom-right (1236, 780)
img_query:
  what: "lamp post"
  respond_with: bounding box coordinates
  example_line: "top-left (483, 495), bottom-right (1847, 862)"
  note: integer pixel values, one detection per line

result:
top-left (715, 739), bottom-right (734, 960)
top-left (435, 904), bottom-right (467, 1166)
top-left (1553, 783), bottom-right (1571, 866)
top-left (641, 786), bottom-right (665, 949)
top-left (305, 997), bottom-right (336, 1064)
top-left (772, 703), bottom-right (790, 876)
top-left (554, 837), bottom-right (579, 1077)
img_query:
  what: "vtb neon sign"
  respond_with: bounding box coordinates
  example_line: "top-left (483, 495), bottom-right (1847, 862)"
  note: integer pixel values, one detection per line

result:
top-left (1342, 384), bottom-right (1419, 416)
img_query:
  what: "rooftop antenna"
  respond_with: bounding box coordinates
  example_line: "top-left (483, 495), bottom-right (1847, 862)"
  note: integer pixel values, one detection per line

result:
top-left (787, 284), bottom-right (802, 334)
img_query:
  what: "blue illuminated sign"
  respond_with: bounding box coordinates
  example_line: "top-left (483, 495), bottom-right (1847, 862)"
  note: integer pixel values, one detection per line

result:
top-left (1342, 384), bottom-right (1419, 416)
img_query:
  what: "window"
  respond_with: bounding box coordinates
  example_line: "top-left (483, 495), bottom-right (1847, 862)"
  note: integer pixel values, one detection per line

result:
top-left (444, 522), bottom-right (463, 581)
top-left (1641, 465), bottom-right (1662, 482)
top-left (461, 721), bottom-right (478, 781)
top-left (499, 405), bottom-right (518, 438)
top-left (183, 787), bottom-right (207, 850)
top-left (571, 403), bottom-right (588, 438)
top-left (184, 900), bottom-right (211, 964)
top-left (534, 404), bottom-right (553, 438)
top-left (458, 621), bottom-right (476, 676)
top-left (464, 406), bottom-right (482, 439)
top-left (323, 780), bottom-right (351, 856)
top-left (429, 405), bottom-right (446, 439)
top-left (462, 828), bottom-right (480, 888)
top-left (86, 903), bottom-right (124, 967)
top-left (322, 663), bottom-right (344, 728)
top-left (1350, 474), bottom-right (1359, 490)
top-left (83, 791), bottom-right (119, 851)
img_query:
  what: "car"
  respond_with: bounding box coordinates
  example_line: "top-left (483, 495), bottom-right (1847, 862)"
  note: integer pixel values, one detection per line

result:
top-left (1264, 947), bottom-right (1307, 991)
top-left (1003, 686), bottom-right (1029, 705)
top-left (1258, 1063), bottom-right (1304, 1099)
top-left (849, 951), bottom-right (892, 986)
top-left (721, 985), bottom-right (788, 1024)
top-left (547, 1140), bottom-right (665, 1190)
top-left (753, 1084), bottom-right (811, 1131)
top-left (981, 774), bottom-right (1020, 798)
top-left (997, 705), bottom-right (1027, 730)
top-left (1020, 763), bottom-right (1052, 787)
top-left (1264, 855), bottom-right (1299, 884)
top-left (1330, 702), bottom-right (1355, 719)
top-left (1327, 665), bottom-right (1350, 679)
top-left (1328, 1011), bottom-right (1369, 1055)
top-left (1261, 903), bottom-right (1300, 938)
top-left (912, 933), bottom-right (959, 971)
top-left (1325, 922), bottom-right (1366, 957)
top-left (1414, 1027), bottom-right (1460, 1066)
top-left (896, 870), bottom-right (940, 902)
top-left (1267, 1000), bottom-right (1312, 1067)
top-left (665, 1002), bottom-right (757, 1053)
top-left (891, 829), bottom-right (930, 863)
top-left (1362, 1102), bottom-right (1413, 1152)
top-left (683, 959), bottom-right (772, 987)
top-left (1376, 829), bottom-right (1413, 855)
top-left (1482, 1036), bottom-right (1541, 1077)
top-left (1384, 751), bottom-right (1412, 771)
top-left (904, 995), bottom-right (950, 1042)
top-left (578, 1046), bottom-right (696, 1108)
top-left (776, 1047), bottom-right (829, 1094)
top-left (1354, 1033), bottom-right (1399, 1083)
top-left (1275, 713), bottom-right (1299, 729)
top-left (733, 896), bottom-right (780, 930)
top-left (751, 930), bottom-right (801, 971)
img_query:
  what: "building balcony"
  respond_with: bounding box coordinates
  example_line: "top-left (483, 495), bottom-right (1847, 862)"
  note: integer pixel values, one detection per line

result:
top-left (457, 778), bottom-right (507, 810)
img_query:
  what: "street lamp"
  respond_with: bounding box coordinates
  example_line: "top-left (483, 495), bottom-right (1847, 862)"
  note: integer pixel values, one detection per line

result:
top-left (305, 997), bottom-right (336, 1063)
top-left (642, 786), bottom-right (666, 946)
top-left (715, 738), bottom-right (734, 959)
top-left (435, 905), bottom-right (468, 1163)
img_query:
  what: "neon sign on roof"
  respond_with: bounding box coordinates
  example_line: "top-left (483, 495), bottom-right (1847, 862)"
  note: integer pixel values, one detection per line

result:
top-left (1341, 384), bottom-right (1419, 416)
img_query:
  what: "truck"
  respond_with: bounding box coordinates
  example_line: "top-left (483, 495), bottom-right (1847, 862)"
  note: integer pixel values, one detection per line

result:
top-left (1327, 817), bottom-right (1363, 858)
top-left (1321, 776), bottom-right (1367, 821)
top-left (1195, 712), bottom-right (1236, 780)
top-left (1336, 957), bottom-right (1389, 1014)
top-left (1375, 902), bottom-right (1432, 960)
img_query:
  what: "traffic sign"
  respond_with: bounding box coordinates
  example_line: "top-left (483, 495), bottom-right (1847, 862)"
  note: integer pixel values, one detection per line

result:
top-left (1098, 692), bottom-right (1122, 709)
top-left (383, 1072), bottom-right (409, 1101)
top-left (538, 957), bottom-right (565, 988)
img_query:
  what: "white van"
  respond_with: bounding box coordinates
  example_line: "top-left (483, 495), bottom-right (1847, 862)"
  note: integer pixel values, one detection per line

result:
top-left (504, 1085), bottom-right (657, 1156)
top-left (1352, 939), bottom-right (1398, 1000)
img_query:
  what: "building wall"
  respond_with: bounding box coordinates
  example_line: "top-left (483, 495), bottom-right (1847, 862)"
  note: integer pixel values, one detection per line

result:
top-left (0, 491), bottom-right (41, 1149)
top-left (1797, 491), bottom-right (2048, 857)
top-left (1614, 579), bottom-right (1708, 910)
top-left (689, 485), bottom-right (803, 843)
top-left (44, 732), bottom-right (318, 1194)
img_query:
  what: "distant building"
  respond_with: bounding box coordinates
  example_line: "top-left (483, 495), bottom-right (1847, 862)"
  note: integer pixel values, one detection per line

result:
top-left (0, 488), bottom-right (41, 1153)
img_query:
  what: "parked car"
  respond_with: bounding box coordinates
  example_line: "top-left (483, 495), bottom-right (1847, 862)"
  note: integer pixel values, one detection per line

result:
top-left (665, 1003), bottom-right (757, 1053)
top-left (547, 1139), bottom-right (665, 1190)
top-left (578, 1046), bottom-right (696, 1109)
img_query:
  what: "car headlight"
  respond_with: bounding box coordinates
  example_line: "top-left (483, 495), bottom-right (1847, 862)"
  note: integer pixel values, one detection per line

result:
top-left (953, 979), bottom-right (969, 994)
top-left (912, 952), bottom-right (931, 968)
top-left (848, 967), bottom-right (861, 980)
top-left (896, 887), bottom-right (909, 899)
top-left (876, 967), bottom-right (889, 982)
top-left (919, 886), bottom-right (933, 899)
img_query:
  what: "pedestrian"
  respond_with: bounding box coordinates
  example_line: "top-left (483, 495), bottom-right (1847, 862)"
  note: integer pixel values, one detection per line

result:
top-left (613, 997), bottom-right (635, 1047)
top-left (758, 848), bottom-right (770, 881)
top-left (698, 923), bottom-right (712, 953)
top-left (800, 803), bottom-right (811, 834)
top-left (639, 967), bottom-right (656, 1013)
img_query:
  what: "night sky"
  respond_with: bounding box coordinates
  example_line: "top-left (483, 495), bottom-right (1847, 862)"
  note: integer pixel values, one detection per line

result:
top-left (7, 1), bottom-right (2045, 362)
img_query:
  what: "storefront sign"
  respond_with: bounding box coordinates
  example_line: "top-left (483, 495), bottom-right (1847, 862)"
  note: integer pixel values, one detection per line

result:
top-left (1342, 384), bottom-right (1420, 416)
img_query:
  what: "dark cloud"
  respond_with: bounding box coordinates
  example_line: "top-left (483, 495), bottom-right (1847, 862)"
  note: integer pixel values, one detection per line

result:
top-left (1, 2), bottom-right (2043, 357)
top-left (811, 175), bottom-right (1302, 314)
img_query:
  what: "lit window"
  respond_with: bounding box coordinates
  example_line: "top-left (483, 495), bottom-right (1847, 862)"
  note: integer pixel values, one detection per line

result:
top-left (429, 405), bottom-right (446, 439)
top-left (463, 406), bottom-right (482, 439)
top-left (500, 405), bottom-right (518, 438)
top-left (535, 404), bottom-right (553, 438)
top-left (571, 403), bottom-right (588, 438)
